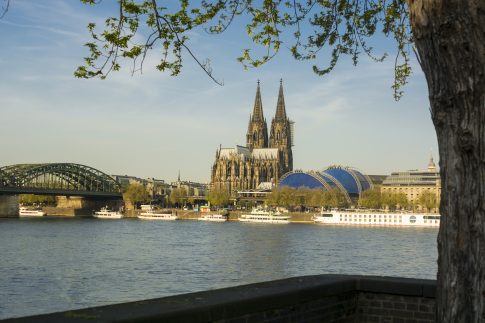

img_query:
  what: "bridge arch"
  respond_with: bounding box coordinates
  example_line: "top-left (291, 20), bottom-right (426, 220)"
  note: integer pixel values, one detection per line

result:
top-left (0, 163), bottom-right (121, 196)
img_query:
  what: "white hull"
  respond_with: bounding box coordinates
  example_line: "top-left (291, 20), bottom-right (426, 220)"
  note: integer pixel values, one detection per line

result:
top-left (19, 209), bottom-right (45, 217)
top-left (94, 208), bottom-right (123, 219)
top-left (314, 210), bottom-right (440, 227)
top-left (239, 217), bottom-right (290, 224)
top-left (240, 209), bottom-right (290, 224)
top-left (198, 214), bottom-right (227, 222)
top-left (93, 213), bottom-right (123, 219)
top-left (138, 212), bottom-right (178, 220)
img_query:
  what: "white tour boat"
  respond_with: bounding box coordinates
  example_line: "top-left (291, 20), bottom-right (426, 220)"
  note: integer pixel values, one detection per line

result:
top-left (93, 207), bottom-right (123, 219)
top-left (239, 208), bottom-right (290, 224)
top-left (198, 213), bottom-right (228, 222)
top-left (313, 209), bottom-right (440, 227)
top-left (138, 208), bottom-right (178, 220)
top-left (19, 207), bottom-right (45, 217)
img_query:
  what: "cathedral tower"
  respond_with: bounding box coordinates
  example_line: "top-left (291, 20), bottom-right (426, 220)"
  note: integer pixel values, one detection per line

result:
top-left (211, 79), bottom-right (293, 195)
top-left (270, 79), bottom-right (293, 173)
top-left (246, 81), bottom-right (268, 151)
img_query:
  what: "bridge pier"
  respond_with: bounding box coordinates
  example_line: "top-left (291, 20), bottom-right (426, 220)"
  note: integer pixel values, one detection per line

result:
top-left (0, 195), bottom-right (19, 218)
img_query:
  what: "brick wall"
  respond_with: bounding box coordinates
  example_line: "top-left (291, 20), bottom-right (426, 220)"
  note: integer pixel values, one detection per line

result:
top-left (7, 275), bottom-right (436, 323)
top-left (357, 293), bottom-right (435, 322)
top-left (225, 292), bottom-right (357, 323)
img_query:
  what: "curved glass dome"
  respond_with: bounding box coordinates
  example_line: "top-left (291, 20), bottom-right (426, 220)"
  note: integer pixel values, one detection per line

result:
top-left (278, 171), bottom-right (325, 189)
top-left (321, 166), bottom-right (372, 195)
top-left (278, 166), bottom-right (373, 200)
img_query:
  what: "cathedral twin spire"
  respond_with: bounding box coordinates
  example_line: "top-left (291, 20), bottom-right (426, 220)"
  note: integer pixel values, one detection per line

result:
top-left (274, 79), bottom-right (287, 121)
top-left (211, 80), bottom-right (293, 194)
top-left (247, 80), bottom-right (269, 150)
top-left (246, 79), bottom-right (290, 153)
top-left (251, 80), bottom-right (264, 122)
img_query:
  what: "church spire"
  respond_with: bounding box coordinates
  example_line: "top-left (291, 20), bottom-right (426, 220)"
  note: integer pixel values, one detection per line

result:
top-left (252, 80), bottom-right (264, 122)
top-left (269, 78), bottom-right (293, 173)
top-left (275, 79), bottom-right (287, 121)
top-left (246, 80), bottom-right (268, 150)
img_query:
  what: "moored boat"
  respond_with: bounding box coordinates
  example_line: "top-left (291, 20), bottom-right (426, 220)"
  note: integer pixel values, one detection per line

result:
top-left (19, 207), bottom-right (45, 217)
top-left (239, 208), bottom-right (290, 224)
top-left (138, 208), bottom-right (178, 220)
top-left (313, 209), bottom-right (440, 227)
top-left (93, 207), bottom-right (123, 219)
top-left (198, 213), bottom-right (228, 222)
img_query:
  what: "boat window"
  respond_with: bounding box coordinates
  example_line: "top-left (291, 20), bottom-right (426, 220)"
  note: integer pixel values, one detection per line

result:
top-left (410, 215), bottom-right (417, 223)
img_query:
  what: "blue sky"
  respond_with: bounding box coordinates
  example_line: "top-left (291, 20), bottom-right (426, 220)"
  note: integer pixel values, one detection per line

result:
top-left (0, 1), bottom-right (438, 183)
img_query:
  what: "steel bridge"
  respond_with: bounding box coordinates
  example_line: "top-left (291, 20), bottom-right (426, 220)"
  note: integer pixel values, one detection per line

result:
top-left (0, 163), bottom-right (122, 198)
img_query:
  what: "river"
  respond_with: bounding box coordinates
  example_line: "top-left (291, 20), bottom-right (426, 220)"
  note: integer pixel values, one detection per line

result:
top-left (0, 217), bottom-right (438, 319)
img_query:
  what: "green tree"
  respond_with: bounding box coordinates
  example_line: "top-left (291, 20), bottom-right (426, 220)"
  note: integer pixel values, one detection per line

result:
top-left (307, 189), bottom-right (325, 208)
top-left (325, 189), bottom-right (349, 209)
top-left (359, 188), bottom-right (383, 209)
top-left (294, 187), bottom-right (310, 209)
top-left (207, 188), bottom-right (230, 208)
top-left (381, 192), bottom-right (409, 211)
top-left (418, 191), bottom-right (438, 213)
top-left (265, 188), bottom-right (282, 207)
top-left (123, 183), bottom-right (150, 209)
top-left (71, 1), bottom-right (484, 319)
top-left (394, 193), bottom-right (409, 210)
top-left (170, 187), bottom-right (188, 207)
top-left (278, 186), bottom-right (296, 210)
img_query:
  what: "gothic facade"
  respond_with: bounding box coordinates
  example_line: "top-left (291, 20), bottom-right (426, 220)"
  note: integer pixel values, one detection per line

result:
top-left (210, 80), bottom-right (293, 195)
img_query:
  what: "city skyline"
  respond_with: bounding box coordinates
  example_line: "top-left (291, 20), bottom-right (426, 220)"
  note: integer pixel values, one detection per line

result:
top-left (0, 1), bottom-right (438, 183)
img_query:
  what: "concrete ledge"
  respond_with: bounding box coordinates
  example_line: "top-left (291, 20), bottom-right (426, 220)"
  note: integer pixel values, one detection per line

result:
top-left (4, 275), bottom-right (436, 323)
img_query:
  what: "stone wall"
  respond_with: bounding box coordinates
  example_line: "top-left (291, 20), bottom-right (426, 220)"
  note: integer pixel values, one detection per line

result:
top-left (9, 275), bottom-right (436, 322)
top-left (50, 197), bottom-right (124, 216)
top-left (0, 195), bottom-right (19, 217)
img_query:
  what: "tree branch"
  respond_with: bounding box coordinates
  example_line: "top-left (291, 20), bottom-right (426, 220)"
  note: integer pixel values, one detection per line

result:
top-left (0, 0), bottom-right (10, 19)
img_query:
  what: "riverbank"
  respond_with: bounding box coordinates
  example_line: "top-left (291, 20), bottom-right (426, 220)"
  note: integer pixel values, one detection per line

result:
top-left (107, 209), bottom-right (314, 223)
top-left (30, 207), bottom-right (316, 223)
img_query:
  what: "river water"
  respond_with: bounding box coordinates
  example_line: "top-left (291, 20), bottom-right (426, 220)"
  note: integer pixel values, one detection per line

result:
top-left (0, 217), bottom-right (438, 319)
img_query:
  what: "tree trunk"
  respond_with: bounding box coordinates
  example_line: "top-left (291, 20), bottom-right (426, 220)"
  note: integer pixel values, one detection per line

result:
top-left (407, 0), bottom-right (485, 321)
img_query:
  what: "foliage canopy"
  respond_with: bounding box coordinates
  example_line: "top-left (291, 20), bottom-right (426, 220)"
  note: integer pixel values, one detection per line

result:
top-left (123, 182), bottom-right (150, 207)
top-left (170, 187), bottom-right (188, 206)
top-left (208, 187), bottom-right (231, 207)
top-left (76, 0), bottom-right (412, 99)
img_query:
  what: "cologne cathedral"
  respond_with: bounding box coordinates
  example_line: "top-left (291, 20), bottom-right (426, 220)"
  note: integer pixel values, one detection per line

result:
top-left (210, 80), bottom-right (294, 195)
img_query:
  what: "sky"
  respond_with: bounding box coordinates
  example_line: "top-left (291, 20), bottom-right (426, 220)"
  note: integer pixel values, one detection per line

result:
top-left (0, 1), bottom-right (438, 183)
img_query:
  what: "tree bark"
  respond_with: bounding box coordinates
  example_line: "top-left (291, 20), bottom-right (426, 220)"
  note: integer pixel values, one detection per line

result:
top-left (407, 0), bottom-right (485, 321)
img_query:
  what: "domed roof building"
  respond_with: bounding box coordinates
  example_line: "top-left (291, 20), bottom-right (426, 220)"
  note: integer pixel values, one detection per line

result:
top-left (278, 165), bottom-right (373, 203)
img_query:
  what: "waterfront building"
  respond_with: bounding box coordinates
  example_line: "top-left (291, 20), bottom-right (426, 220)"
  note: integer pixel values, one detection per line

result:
top-left (112, 174), bottom-right (173, 207)
top-left (381, 156), bottom-right (441, 205)
top-left (171, 172), bottom-right (209, 203)
top-left (278, 166), bottom-right (374, 204)
top-left (111, 174), bottom-right (146, 187)
top-left (367, 175), bottom-right (387, 185)
top-left (210, 80), bottom-right (294, 196)
top-left (111, 175), bottom-right (171, 197)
